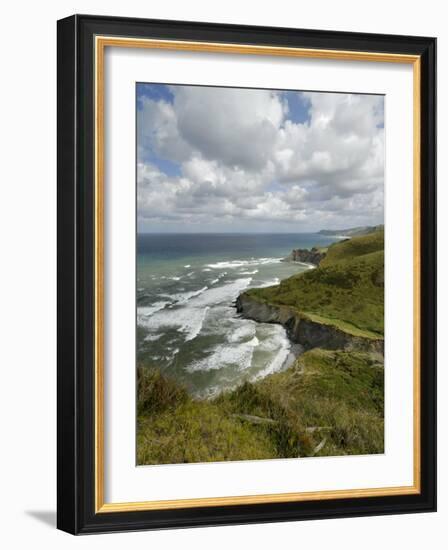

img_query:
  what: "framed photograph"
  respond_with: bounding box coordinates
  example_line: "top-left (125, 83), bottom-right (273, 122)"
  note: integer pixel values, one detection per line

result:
top-left (57, 14), bottom-right (436, 534)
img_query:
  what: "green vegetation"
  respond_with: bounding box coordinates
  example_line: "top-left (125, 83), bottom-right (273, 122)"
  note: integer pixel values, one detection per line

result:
top-left (137, 229), bottom-right (385, 465)
top-left (319, 224), bottom-right (384, 237)
top-left (137, 349), bottom-right (384, 464)
top-left (137, 367), bottom-right (276, 464)
top-left (320, 229), bottom-right (384, 267)
top-left (245, 230), bottom-right (384, 338)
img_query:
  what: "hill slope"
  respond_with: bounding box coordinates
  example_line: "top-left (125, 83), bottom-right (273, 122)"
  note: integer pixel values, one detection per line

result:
top-left (319, 224), bottom-right (384, 237)
top-left (241, 230), bottom-right (384, 339)
top-left (137, 349), bottom-right (384, 464)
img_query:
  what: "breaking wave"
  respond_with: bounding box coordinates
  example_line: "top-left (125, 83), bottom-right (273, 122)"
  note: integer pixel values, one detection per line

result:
top-left (187, 337), bottom-right (259, 373)
top-left (138, 278), bottom-right (252, 342)
top-left (205, 257), bottom-right (282, 269)
top-left (137, 301), bottom-right (170, 320)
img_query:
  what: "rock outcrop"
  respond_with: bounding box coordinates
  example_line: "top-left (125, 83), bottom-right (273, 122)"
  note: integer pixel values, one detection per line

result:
top-left (282, 247), bottom-right (326, 266)
top-left (235, 294), bottom-right (384, 355)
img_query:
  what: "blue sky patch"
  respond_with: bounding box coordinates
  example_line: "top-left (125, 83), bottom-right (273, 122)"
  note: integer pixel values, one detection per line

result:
top-left (283, 91), bottom-right (311, 124)
top-left (137, 83), bottom-right (173, 109)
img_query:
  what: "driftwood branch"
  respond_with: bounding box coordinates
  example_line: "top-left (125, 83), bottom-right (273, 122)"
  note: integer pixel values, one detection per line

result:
top-left (232, 414), bottom-right (277, 425)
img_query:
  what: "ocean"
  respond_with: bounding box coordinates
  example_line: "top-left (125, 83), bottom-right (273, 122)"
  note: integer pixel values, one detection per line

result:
top-left (137, 233), bottom-right (339, 397)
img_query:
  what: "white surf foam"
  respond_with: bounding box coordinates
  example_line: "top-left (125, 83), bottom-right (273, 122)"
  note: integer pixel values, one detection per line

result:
top-left (253, 324), bottom-right (291, 379)
top-left (239, 269), bottom-right (259, 275)
top-left (185, 307), bottom-right (210, 342)
top-left (256, 277), bottom-right (280, 289)
top-left (140, 279), bottom-right (252, 345)
top-left (209, 271), bottom-right (228, 285)
top-left (137, 301), bottom-right (170, 321)
top-left (140, 306), bottom-right (210, 342)
top-left (258, 344), bottom-right (290, 377)
top-left (187, 278), bottom-right (251, 308)
top-left (187, 338), bottom-right (258, 373)
top-left (227, 322), bottom-right (256, 343)
top-left (167, 286), bottom-right (208, 305)
top-left (205, 257), bottom-right (282, 269)
top-left (247, 336), bottom-right (260, 347)
top-left (144, 333), bottom-right (163, 342)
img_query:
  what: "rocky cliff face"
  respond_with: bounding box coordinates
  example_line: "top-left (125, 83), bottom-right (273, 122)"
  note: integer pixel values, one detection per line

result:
top-left (283, 247), bottom-right (326, 266)
top-left (235, 294), bottom-right (384, 355)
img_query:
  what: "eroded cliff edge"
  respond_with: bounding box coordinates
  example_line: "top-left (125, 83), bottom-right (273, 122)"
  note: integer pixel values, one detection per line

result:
top-left (235, 293), bottom-right (384, 354)
top-left (282, 246), bottom-right (326, 266)
top-left (235, 229), bottom-right (385, 356)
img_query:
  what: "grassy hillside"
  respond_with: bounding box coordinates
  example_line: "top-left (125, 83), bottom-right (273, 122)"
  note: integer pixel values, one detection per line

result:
top-left (137, 348), bottom-right (384, 465)
top-left (320, 229), bottom-right (384, 266)
top-left (137, 367), bottom-right (276, 464)
top-left (244, 230), bottom-right (384, 338)
top-left (319, 224), bottom-right (384, 237)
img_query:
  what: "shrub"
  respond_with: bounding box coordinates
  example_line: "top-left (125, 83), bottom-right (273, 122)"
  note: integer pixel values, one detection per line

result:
top-left (137, 366), bottom-right (188, 416)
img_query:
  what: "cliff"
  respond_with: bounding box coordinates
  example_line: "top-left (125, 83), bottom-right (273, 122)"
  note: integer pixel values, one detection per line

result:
top-left (283, 246), bottom-right (326, 266)
top-left (235, 294), bottom-right (384, 354)
top-left (236, 229), bottom-right (384, 355)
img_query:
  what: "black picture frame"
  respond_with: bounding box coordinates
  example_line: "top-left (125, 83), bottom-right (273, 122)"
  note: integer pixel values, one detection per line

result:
top-left (57, 14), bottom-right (436, 535)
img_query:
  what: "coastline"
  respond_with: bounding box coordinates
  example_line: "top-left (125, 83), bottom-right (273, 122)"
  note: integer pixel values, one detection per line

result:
top-left (234, 228), bottom-right (385, 357)
top-left (137, 233), bottom-right (331, 397)
top-left (137, 228), bottom-right (385, 464)
top-left (280, 342), bottom-right (304, 371)
top-left (138, 228), bottom-right (384, 400)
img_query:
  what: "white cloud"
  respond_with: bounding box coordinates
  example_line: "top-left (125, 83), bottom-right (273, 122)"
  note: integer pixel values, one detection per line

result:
top-left (173, 86), bottom-right (285, 170)
top-left (137, 86), bottom-right (384, 231)
top-left (137, 98), bottom-right (192, 163)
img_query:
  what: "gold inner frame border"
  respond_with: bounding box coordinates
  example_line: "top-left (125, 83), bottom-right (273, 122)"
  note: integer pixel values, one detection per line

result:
top-left (94, 36), bottom-right (421, 513)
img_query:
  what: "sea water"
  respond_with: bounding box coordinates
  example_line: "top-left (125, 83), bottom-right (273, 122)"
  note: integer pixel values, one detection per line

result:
top-left (137, 233), bottom-right (338, 397)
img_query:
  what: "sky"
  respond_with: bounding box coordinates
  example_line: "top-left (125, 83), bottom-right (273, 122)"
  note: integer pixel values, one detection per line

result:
top-left (136, 83), bottom-right (384, 233)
